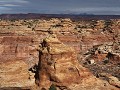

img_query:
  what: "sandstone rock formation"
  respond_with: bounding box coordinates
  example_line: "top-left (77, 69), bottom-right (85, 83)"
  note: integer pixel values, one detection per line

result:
top-left (0, 18), bottom-right (119, 90)
top-left (0, 60), bottom-right (35, 88)
top-left (36, 35), bottom-right (119, 90)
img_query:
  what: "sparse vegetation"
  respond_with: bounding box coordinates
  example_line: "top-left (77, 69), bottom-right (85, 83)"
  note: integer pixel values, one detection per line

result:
top-left (49, 84), bottom-right (57, 90)
top-left (103, 20), bottom-right (113, 33)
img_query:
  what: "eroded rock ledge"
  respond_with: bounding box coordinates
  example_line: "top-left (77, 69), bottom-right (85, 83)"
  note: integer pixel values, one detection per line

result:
top-left (0, 18), bottom-right (119, 90)
top-left (35, 35), bottom-right (119, 90)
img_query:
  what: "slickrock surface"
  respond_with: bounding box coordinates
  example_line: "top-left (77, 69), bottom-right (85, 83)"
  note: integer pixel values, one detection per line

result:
top-left (0, 60), bottom-right (34, 88)
top-left (0, 18), bottom-right (119, 90)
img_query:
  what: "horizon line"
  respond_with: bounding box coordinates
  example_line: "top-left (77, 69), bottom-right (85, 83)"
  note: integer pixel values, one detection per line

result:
top-left (0, 13), bottom-right (120, 16)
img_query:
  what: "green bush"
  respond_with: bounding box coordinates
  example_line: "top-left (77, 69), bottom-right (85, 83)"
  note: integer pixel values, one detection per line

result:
top-left (49, 84), bottom-right (57, 90)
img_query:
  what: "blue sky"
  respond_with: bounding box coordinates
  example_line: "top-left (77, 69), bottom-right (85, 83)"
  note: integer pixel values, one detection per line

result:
top-left (0, 0), bottom-right (120, 15)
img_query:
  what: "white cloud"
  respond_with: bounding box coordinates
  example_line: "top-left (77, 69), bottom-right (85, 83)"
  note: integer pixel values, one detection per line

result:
top-left (0, 0), bottom-right (28, 3)
top-left (0, 0), bottom-right (29, 13)
top-left (0, 7), bottom-right (12, 13)
top-left (0, 4), bottom-right (20, 7)
top-left (70, 7), bottom-right (120, 12)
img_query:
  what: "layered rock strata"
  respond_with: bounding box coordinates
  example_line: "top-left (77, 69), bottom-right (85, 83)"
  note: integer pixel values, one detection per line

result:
top-left (0, 18), bottom-right (119, 90)
top-left (36, 35), bottom-right (119, 90)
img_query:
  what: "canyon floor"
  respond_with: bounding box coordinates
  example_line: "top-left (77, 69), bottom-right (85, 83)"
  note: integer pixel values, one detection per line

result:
top-left (0, 18), bottom-right (120, 90)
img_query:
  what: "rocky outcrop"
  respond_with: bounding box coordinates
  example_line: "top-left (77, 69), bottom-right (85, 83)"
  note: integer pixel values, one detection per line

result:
top-left (0, 32), bottom-right (40, 89)
top-left (0, 18), bottom-right (119, 90)
top-left (0, 60), bottom-right (35, 88)
top-left (36, 35), bottom-right (82, 89)
top-left (36, 35), bottom-right (119, 90)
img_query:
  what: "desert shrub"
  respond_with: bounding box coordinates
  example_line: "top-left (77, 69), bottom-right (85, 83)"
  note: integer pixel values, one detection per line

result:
top-left (103, 20), bottom-right (113, 33)
top-left (90, 20), bottom-right (97, 29)
top-left (49, 84), bottom-right (57, 90)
